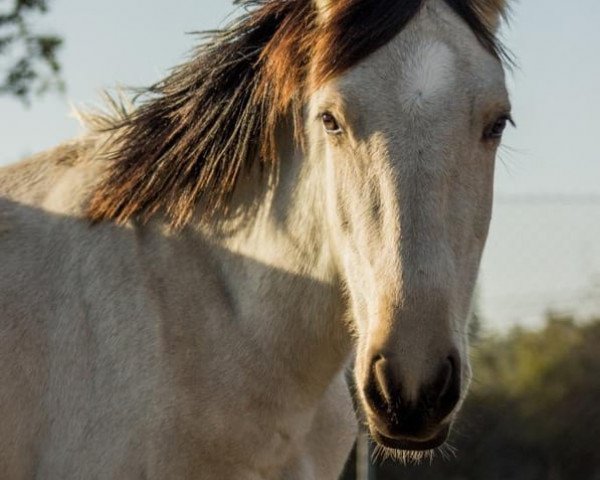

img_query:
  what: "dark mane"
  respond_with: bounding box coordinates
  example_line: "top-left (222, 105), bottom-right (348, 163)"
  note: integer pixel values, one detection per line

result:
top-left (88, 0), bottom-right (507, 228)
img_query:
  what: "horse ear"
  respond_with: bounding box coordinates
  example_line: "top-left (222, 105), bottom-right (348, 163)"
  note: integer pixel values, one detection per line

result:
top-left (479, 0), bottom-right (509, 32)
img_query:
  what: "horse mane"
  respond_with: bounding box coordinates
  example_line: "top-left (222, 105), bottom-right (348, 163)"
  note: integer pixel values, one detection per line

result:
top-left (88, 0), bottom-right (508, 228)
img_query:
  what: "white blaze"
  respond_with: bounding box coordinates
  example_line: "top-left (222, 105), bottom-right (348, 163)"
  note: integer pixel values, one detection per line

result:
top-left (401, 41), bottom-right (456, 107)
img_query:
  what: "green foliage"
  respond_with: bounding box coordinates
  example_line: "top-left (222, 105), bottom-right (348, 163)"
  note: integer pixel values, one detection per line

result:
top-left (0, 0), bottom-right (63, 103)
top-left (371, 316), bottom-right (600, 480)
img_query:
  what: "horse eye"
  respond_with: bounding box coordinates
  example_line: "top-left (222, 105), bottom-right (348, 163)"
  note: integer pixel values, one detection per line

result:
top-left (484, 114), bottom-right (512, 140)
top-left (321, 113), bottom-right (342, 134)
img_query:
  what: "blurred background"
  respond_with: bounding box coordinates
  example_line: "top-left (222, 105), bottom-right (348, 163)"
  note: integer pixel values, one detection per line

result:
top-left (1, 1), bottom-right (599, 479)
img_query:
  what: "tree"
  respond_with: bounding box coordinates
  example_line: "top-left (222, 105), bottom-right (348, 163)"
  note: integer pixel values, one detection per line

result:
top-left (0, 0), bottom-right (63, 103)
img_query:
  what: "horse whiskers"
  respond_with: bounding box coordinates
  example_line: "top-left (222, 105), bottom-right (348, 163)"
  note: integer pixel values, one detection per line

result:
top-left (371, 443), bottom-right (431, 465)
top-left (369, 438), bottom-right (458, 466)
top-left (437, 441), bottom-right (459, 462)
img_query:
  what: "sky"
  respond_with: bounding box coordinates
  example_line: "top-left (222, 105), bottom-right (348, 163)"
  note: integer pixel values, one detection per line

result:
top-left (1, 0), bottom-right (599, 331)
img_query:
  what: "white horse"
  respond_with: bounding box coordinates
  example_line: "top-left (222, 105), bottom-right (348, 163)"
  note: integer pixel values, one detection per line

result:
top-left (0, 0), bottom-right (511, 478)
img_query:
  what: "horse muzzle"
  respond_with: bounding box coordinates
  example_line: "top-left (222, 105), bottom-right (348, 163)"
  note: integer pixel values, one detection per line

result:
top-left (360, 351), bottom-right (462, 450)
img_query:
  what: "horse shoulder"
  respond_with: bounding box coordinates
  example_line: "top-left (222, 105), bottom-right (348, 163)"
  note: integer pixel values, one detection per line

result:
top-left (0, 204), bottom-right (170, 476)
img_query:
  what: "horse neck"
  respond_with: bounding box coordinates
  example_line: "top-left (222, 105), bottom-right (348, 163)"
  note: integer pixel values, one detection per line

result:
top-left (199, 128), bottom-right (352, 399)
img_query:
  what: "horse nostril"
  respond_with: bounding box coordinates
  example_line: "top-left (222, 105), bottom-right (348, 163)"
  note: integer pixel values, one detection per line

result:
top-left (363, 354), bottom-right (395, 415)
top-left (437, 360), bottom-right (453, 398)
top-left (373, 355), bottom-right (396, 404)
top-left (427, 354), bottom-right (461, 418)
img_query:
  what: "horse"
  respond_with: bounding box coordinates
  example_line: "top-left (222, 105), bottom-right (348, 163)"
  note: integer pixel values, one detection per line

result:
top-left (0, 0), bottom-right (511, 478)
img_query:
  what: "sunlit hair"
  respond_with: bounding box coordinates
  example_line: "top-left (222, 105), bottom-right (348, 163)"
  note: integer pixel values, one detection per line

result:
top-left (88, 0), bottom-right (508, 228)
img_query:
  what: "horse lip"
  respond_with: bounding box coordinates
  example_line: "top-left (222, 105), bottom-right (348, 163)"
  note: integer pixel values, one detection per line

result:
top-left (370, 424), bottom-right (450, 451)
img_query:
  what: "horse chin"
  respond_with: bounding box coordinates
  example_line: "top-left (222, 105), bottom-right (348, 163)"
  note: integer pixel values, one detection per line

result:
top-left (370, 423), bottom-right (451, 452)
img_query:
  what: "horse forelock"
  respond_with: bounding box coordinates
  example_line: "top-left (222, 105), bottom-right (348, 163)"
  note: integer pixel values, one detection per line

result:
top-left (87, 0), bottom-right (508, 228)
